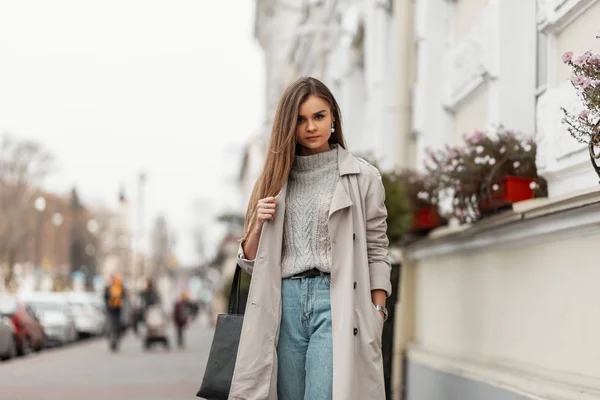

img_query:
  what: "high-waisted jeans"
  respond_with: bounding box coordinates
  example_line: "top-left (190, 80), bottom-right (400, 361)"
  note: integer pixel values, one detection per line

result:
top-left (277, 275), bottom-right (333, 400)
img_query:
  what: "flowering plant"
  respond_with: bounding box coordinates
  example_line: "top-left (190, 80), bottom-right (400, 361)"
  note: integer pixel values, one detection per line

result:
top-left (383, 169), bottom-right (445, 236)
top-left (425, 126), bottom-right (546, 223)
top-left (395, 169), bottom-right (437, 209)
top-left (561, 44), bottom-right (600, 180)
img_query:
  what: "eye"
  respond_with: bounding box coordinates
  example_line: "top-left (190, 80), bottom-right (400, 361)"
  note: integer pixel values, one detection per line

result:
top-left (297, 117), bottom-right (305, 124)
top-left (314, 114), bottom-right (324, 120)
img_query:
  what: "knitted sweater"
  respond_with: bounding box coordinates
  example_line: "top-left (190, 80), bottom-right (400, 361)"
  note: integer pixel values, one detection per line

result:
top-left (281, 146), bottom-right (339, 278)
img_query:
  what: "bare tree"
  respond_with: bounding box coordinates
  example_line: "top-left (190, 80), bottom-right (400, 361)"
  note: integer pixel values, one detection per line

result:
top-left (0, 133), bottom-right (54, 287)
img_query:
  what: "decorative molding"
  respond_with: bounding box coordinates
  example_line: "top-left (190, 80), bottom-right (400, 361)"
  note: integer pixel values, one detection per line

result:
top-left (537, 0), bottom-right (551, 24)
top-left (538, 0), bottom-right (600, 32)
top-left (403, 189), bottom-right (600, 261)
top-left (407, 345), bottom-right (600, 400)
top-left (444, 4), bottom-right (497, 109)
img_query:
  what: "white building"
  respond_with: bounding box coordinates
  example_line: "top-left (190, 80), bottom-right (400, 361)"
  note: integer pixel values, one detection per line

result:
top-left (397, 1), bottom-right (600, 400)
top-left (243, 0), bottom-right (406, 197)
top-left (247, 1), bottom-right (600, 399)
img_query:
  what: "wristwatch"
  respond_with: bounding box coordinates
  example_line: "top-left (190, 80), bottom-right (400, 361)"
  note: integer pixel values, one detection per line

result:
top-left (375, 305), bottom-right (388, 322)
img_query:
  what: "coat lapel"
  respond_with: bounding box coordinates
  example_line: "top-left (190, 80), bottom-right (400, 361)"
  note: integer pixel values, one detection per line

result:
top-left (329, 180), bottom-right (353, 217)
top-left (329, 145), bottom-right (360, 217)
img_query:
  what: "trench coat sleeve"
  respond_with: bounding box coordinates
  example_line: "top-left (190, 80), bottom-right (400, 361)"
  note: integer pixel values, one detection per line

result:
top-left (236, 242), bottom-right (255, 275)
top-left (365, 171), bottom-right (392, 297)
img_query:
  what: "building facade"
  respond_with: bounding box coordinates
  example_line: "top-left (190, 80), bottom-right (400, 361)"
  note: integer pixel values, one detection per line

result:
top-left (243, 1), bottom-right (600, 399)
top-left (398, 1), bottom-right (600, 400)
top-left (243, 0), bottom-right (410, 196)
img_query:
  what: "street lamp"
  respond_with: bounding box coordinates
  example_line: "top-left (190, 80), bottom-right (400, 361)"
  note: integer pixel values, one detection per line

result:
top-left (84, 218), bottom-right (100, 289)
top-left (35, 197), bottom-right (47, 213)
top-left (87, 219), bottom-right (99, 235)
top-left (34, 196), bottom-right (47, 268)
top-left (52, 212), bottom-right (63, 269)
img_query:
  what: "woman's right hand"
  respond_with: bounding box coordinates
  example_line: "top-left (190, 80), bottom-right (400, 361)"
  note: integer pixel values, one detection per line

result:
top-left (242, 196), bottom-right (278, 262)
top-left (255, 197), bottom-right (278, 230)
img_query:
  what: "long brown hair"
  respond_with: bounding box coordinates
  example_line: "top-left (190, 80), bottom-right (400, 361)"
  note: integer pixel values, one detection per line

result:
top-left (242, 77), bottom-right (346, 242)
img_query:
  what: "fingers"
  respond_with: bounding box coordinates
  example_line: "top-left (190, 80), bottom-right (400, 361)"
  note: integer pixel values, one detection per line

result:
top-left (257, 210), bottom-right (275, 222)
top-left (257, 197), bottom-right (278, 208)
top-left (256, 197), bottom-right (278, 222)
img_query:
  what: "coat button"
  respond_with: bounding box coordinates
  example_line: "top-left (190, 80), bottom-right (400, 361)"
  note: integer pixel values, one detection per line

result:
top-left (353, 282), bottom-right (357, 289)
top-left (353, 328), bottom-right (358, 336)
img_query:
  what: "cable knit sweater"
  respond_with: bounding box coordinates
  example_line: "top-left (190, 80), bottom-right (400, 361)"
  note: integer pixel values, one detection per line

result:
top-left (281, 146), bottom-right (339, 278)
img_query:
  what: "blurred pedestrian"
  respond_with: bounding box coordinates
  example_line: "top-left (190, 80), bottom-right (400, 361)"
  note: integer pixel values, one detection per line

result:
top-left (138, 280), bottom-right (160, 324)
top-left (173, 290), bottom-right (190, 349)
top-left (104, 273), bottom-right (127, 352)
top-left (233, 77), bottom-right (391, 399)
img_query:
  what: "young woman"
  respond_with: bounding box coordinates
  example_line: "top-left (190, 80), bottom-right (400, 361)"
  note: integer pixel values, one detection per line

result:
top-left (229, 77), bottom-right (391, 400)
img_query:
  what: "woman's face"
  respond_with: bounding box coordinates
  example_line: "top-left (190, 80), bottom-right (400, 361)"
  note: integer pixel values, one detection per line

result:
top-left (296, 95), bottom-right (333, 156)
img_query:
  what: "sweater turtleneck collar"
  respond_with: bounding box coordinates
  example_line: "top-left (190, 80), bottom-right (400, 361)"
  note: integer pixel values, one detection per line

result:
top-left (293, 145), bottom-right (338, 172)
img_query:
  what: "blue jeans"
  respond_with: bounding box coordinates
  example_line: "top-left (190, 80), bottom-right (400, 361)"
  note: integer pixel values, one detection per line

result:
top-left (277, 275), bottom-right (333, 400)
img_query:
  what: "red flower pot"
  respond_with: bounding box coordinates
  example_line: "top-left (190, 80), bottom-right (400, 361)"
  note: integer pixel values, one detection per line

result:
top-left (410, 206), bottom-right (443, 233)
top-left (479, 176), bottom-right (535, 213)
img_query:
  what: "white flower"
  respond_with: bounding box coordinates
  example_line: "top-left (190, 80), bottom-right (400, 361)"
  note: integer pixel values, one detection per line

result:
top-left (529, 181), bottom-right (537, 190)
top-left (452, 159), bottom-right (459, 166)
top-left (492, 184), bottom-right (499, 191)
top-left (417, 191), bottom-right (429, 200)
top-left (489, 158), bottom-right (496, 165)
top-left (500, 146), bottom-right (506, 154)
top-left (513, 161), bottom-right (521, 168)
top-left (524, 144), bottom-right (532, 152)
top-left (514, 144), bottom-right (520, 150)
top-left (476, 145), bottom-right (484, 154)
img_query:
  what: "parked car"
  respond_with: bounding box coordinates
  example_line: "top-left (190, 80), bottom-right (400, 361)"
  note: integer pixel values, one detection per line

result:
top-left (0, 294), bottom-right (45, 355)
top-left (62, 291), bottom-right (105, 338)
top-left (85, 292), bottom-right (108, 335)
top-left (0, 316), bottom-right (17, 360)
top-left (22, 292), bottom-right (77, 347)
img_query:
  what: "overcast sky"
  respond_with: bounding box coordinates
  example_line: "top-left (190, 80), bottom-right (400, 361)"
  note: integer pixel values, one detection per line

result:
top-left (0, 0), bottom-right (265, 266)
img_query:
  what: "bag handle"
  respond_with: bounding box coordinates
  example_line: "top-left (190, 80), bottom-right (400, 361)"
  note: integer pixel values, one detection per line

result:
top-left (227, 264), bottom-right (243, 314)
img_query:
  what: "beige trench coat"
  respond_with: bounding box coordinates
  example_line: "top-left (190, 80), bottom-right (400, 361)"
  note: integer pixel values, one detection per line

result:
top-left (230, 145), bottom-right (391, 400)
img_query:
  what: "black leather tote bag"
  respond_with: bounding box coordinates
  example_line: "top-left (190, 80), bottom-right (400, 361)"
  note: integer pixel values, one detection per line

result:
top-left (196, 265), bottom-right (245, 399)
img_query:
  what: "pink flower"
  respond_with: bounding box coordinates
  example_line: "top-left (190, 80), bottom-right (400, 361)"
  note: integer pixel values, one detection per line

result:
top-left (579, 110), bottom-right (590, 120)
top-left (589, 54), bottom-right (600, 65)
top-left (562, 51), bottom-right (573, 63)
top-left (592, 80), bottom-right (600, 87)
top-left (574, 56), bottom-right (588, 67)
top-left (572, 76), bottom-right (585, 86)
top-left (581, 53), bottom-right (591, 63)
top-left (582, 77), bottom-right (592, 89)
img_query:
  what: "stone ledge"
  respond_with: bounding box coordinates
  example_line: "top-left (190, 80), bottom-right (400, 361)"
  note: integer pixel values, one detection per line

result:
top-left (407, 344), bottom-right (600, 400)
top-left (403, 187), bottom-right (600, 261)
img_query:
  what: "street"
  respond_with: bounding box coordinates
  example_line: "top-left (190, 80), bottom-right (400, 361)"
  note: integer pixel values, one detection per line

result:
top-left (0, 318), bottom-right (214, 400)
